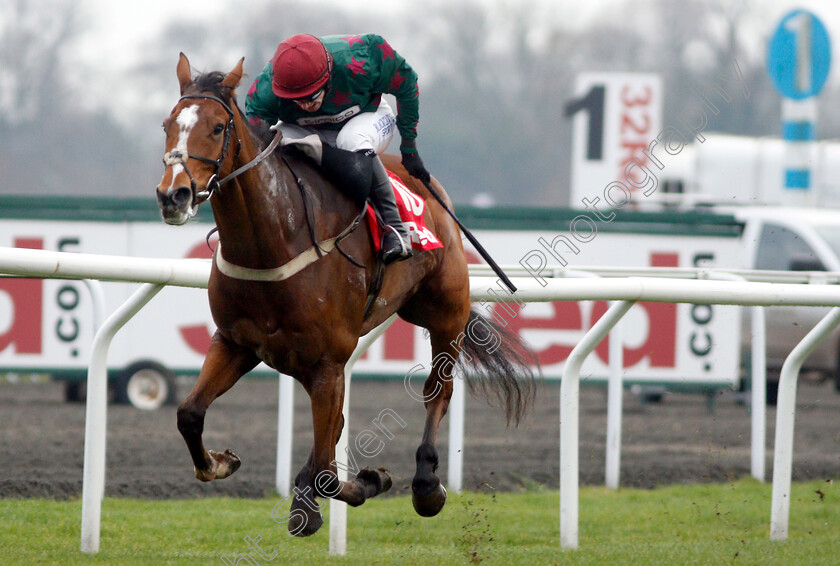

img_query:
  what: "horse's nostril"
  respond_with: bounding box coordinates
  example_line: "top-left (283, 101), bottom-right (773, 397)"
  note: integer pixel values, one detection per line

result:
top-left (171, 187), bottom-right (193, 206)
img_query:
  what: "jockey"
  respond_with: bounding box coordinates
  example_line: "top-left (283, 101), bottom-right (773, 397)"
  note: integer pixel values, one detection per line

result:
top-left (245, 33), bottom-right (430, 265)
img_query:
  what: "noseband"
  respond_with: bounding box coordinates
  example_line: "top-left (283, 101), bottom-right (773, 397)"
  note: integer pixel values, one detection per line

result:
top-left (162, 93), bottom-right (284, 208)
top-left (162, 94), bottom-right (239, 206)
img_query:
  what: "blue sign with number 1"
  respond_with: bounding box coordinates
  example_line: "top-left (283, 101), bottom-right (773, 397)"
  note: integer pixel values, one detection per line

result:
top-left (767, 9), bottom-right (831, 100)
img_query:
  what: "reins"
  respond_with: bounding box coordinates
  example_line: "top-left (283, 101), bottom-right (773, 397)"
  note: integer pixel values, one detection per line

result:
top-left (169, 92), bottom-right (366, 280)
top-left (217, 125), bottom-right (282, 187)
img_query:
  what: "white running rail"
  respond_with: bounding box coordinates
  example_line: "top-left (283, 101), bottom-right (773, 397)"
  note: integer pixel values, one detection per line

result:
top-left (0, 248), bottom-right (835, 552)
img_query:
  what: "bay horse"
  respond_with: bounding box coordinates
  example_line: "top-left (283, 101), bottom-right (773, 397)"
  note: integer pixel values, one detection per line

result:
top-left (156, 54), bottom-right (537, 536)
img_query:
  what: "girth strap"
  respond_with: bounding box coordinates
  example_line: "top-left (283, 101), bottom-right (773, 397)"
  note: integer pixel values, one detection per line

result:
top-left (214, 216), bottom-right (361, 282)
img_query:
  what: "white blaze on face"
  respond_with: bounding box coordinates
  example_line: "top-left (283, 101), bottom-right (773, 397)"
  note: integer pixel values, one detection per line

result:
top-left (164, 104), bottom-right (200, 192)
top-left (176, 104), bottom-right (199, 141)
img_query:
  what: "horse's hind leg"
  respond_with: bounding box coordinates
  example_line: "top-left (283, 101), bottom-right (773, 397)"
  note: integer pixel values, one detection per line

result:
top-left (400, 293), bottom-right (470, 516)
top-left (408, 327), bottom-right (467, 516)
top-left (177, 332), bottom-right (259, 481)
top-left (397, 247), bottom-right (472, 517)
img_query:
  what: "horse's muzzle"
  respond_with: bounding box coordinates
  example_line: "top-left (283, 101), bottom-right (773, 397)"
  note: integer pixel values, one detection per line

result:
top-left (156, 186), bottom-right (195, 225)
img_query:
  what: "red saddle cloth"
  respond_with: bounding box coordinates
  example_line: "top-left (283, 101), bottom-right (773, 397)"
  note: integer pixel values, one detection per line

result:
top-left (365, 171), bottom-right (444, 252)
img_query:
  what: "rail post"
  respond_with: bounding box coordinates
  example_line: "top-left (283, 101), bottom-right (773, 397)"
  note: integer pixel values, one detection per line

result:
top-left (80, 283), bottom-right (164, 553)
top-left (560, 300), bottom-right (635, 549)
top-left (770, 306), bottom-right (840, 540)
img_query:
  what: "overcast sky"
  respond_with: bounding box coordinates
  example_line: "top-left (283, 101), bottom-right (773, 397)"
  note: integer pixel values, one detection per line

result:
top-left (74, 0), bottom-right (840, 73)
top-left (67, 0), bottom-right (840, 132)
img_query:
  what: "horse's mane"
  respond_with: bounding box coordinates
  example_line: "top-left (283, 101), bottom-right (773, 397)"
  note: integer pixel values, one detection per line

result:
top-left (190, 71), bottom-right (234, 101)
top-left (190, 70), bottom-right (274, 145)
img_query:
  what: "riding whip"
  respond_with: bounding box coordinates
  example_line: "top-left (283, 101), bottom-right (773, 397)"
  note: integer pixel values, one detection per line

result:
top-left (420, 179), bottom-right (517, 294)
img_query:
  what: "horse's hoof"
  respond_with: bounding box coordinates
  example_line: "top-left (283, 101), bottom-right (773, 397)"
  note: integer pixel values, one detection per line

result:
top-left (288, 501), bottom-right (324, 537)
top-left (412, 479), bottom-right (447, 517)
top-left (377, 467), bottom-right (393, 493)
top-left (194, 467), bottom-right (215, 482)
top-left (356, 467), bottom-right (393, 499)
top-left (199, 449), bottom-right (240, 481)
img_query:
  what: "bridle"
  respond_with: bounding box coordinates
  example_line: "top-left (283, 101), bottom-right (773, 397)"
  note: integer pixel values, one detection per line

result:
top-left (163, 93), bottom-right (285, 207)
top-left (161, 93), bottom-right (241, 207)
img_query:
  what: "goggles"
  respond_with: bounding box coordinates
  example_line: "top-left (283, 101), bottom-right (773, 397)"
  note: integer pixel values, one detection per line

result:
top-left (293, 89), bottom-right (325, 103)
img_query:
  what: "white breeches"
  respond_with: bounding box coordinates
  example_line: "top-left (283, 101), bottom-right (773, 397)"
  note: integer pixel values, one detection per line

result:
top-left (277, 98), bottom-right (396, 155)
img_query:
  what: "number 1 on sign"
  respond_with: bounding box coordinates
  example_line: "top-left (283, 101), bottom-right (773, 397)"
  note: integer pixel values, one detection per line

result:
top-left (785, 11), bottom-right (813, 93)
top-left (564, 85), bottom-right (605, 161)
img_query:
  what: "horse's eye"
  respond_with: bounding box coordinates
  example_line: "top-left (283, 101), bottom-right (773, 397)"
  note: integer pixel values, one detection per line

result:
top-left (213, 124), bottom-right (225, 135)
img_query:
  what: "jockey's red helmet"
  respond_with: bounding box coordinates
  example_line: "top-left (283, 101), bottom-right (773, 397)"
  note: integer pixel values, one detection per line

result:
top-left (271, 34), bottom-right (331, 99)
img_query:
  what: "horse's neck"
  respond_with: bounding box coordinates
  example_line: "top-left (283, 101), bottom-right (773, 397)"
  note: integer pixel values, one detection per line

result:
top-left (211, 124), bottom-right (304, 270)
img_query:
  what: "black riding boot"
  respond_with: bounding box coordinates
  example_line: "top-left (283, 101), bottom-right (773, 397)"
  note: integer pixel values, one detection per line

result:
top-left (319, 144), bottom-right (412, 264)
top-left (368, 154), bottom-right (413, 264)
top-left (287, 138), bottom-right (413, 264)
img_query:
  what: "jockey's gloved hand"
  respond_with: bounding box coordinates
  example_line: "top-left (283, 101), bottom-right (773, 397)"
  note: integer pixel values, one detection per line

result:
top-left (401, 148), bottom-right (431, 185)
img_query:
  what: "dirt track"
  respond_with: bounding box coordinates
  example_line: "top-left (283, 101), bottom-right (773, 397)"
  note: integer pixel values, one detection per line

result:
top-left (1, 376), bottom-right (839, 499)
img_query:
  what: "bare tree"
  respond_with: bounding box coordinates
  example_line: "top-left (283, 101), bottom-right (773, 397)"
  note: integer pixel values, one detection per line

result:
top-left (0, 0), bottom-right (79, 125)
top-left (4, 0), bottom-right (828, 203)
top-left (0, 0), bottom-right (154, 196)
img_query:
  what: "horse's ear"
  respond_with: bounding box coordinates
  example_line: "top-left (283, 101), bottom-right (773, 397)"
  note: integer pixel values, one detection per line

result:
top-left (222, 57), bottom-right (245, 90)
top-left (177, 52), bottom-right (192, 95)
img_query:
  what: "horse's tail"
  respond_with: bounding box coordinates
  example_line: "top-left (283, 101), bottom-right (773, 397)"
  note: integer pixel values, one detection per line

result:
top-left (457, 308), bottom-right (540, 426)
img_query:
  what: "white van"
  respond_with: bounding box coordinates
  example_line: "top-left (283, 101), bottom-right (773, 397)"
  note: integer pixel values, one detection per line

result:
top-left (720, 206), bottom-right (840, 400)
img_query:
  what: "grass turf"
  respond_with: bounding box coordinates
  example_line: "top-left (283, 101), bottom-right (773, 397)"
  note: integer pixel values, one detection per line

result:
top-left (2, 478), bottom-right (838, 565)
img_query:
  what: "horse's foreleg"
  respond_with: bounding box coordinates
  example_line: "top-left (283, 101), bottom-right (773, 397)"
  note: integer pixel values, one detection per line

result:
top-left (316, 385), bottom-right (392, 508)
top-left (177, 332), bottom-right (259, 482)
top-left (288, 365), bottom-right (391, 537)
top-left (411, 332), bottom-right (459, 517)
top-left (286, 367), bottom-right (342, 536)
